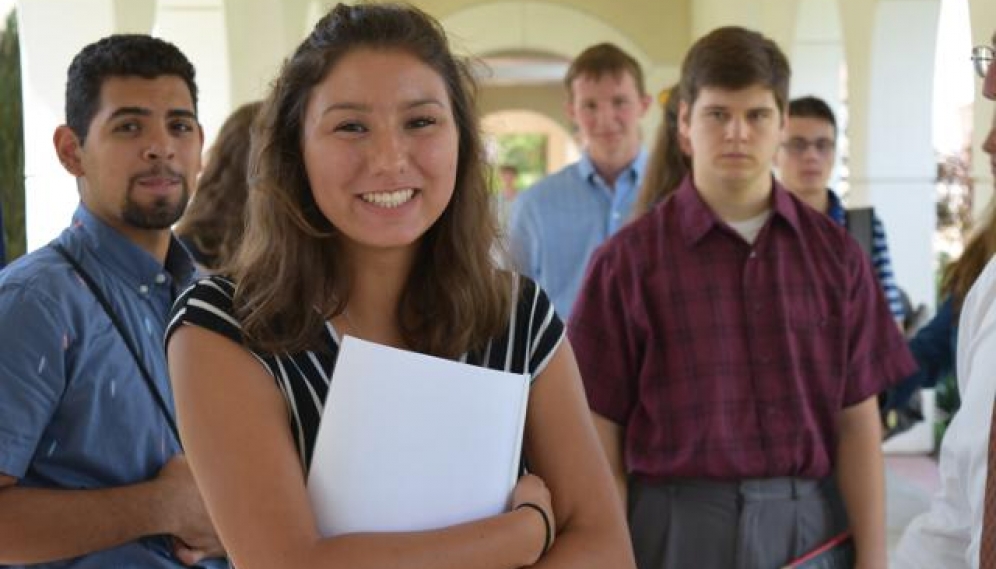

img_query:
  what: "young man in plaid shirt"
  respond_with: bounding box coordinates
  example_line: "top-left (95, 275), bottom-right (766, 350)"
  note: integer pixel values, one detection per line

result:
top-left (569, 26), bottom-right (915, 569)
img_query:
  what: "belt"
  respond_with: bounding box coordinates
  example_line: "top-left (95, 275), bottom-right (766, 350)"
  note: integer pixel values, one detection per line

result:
top-left (632, 476), bottom-right (827, 502)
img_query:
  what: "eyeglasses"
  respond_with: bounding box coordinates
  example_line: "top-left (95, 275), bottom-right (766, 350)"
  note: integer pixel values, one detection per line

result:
top-left (781, 137), bottom-right (836, 157)
top-left (973, 45), bottom-right (994, 79)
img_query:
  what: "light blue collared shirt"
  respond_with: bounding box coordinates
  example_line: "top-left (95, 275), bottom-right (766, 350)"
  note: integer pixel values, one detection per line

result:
top-left (0, 204), bottom-right (225, 569)
top-left (508, 149), bottom-right (648, 318)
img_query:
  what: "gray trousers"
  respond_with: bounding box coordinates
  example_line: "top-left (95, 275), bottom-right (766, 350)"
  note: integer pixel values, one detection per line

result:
top-left (628, 476), bottom-right (848, 569)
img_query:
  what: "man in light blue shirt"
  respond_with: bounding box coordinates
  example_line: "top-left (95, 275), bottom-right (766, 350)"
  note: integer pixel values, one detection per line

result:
top-left (509, 43), bottom-right (651, 318)
top-left (0, 35), bottom-right (224, 568)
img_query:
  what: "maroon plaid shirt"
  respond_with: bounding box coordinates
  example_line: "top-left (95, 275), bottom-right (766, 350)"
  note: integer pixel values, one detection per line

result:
top-left (569, 176), bottom-right (916, 480)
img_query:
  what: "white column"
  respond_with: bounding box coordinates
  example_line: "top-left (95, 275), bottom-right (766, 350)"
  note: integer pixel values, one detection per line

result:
top-left (112, 0), bottom-right (154, 33)
top-left (789, 2), bottom-right (844, 103)
top-left (152, 0), bottom-right (230, 148)
top-left (857, 0), bottom-right (941, 310)
top-left (223, 0), bottom-right (301, 108)
top-left (789, 0), bottom-right (846, 189)
top-left (17, 0), bottom-right (155, 251)
top-left (17, 0), bottom-right (111, 252)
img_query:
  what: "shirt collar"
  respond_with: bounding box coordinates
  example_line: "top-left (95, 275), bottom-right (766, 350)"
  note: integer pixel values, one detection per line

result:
top-left (675, 174), bottom-right (803, 246)
top-left (66, 203), bottom-right (195, 291)
top-left (578, 148), bottom-right (649, 187)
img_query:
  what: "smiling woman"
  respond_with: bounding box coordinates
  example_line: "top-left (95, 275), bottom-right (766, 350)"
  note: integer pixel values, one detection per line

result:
top-left (301, 48), bottom-right (459, 261)
top-left (164, 3), bottom-right (634, 569)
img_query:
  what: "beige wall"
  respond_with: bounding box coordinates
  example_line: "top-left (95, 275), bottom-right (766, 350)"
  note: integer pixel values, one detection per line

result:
top-left (479, 84), bottom-right (568, 133)
top-left (482, 110), bottom-right (578, 174)
top-left (437, 1), bottom-right (682, 164)
top-left (422, 0), bottom-right (691, 63)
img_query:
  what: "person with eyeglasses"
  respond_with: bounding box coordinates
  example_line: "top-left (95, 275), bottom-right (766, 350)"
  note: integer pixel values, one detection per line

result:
top-left (894, 30), bottom-right (996, 569)
top-left (973, 40), bottom-right (994, 98)
top-left (774, 96), bottom-right (905, 327)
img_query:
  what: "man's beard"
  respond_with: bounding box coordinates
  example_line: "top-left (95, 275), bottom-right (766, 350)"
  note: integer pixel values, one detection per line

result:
top-left (122, 170), bottom-right (191, 230)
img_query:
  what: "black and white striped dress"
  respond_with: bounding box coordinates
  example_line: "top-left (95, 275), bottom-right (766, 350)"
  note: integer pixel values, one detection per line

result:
top-left (165, 275), bottom-right (564, 471)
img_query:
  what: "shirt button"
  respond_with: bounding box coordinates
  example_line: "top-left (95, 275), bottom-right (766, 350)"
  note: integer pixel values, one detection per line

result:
top-left (155, 273), bottom-right (167, 284)
top-left (749, 251), bottom-right (757, 259)
top-left (139, 285), bottom-right (150, 295)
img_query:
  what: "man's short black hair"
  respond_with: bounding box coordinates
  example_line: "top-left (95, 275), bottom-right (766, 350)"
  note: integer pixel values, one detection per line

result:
top-left (787, 95), bottom-right (837, 136)
top-left (65, 34), bottom-right (198, 143)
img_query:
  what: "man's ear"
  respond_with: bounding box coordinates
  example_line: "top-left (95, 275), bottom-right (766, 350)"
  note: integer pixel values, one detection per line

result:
top-left (564, 95), bottom-right (577, 126)
top-left (678, 130), bottom-right (692, 156)
top-left (53, 125), bottom-right (84, 177)
top-left (677, 100), bottom-right (694, 155)
top-left (638, 93), bottom-right (653, 118)
top-left (678, 100), bottom-right (691, 138)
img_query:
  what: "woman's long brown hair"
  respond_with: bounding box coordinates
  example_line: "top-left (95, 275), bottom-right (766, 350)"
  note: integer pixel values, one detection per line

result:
top-left (230, 3), bottom-right (512, 357)
top-left (941, 203), bottom-right (996, 312)
top-left (175, 101), bottom-right (261, 269)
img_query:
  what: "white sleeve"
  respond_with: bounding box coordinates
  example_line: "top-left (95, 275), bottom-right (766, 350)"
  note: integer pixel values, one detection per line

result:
top-left (893, 409), bottom-right (975, 569)
top-left (893, 258), bottom-right (996, 569)
top-left (957, 259), bottom-right (996, 568)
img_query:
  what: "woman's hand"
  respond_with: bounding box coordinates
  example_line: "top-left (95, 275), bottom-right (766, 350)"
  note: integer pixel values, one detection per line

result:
top-left (510, 474), bottom-right (554, 564)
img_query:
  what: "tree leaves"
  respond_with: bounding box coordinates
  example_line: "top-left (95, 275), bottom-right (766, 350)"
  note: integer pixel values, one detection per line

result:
top-left (0, 9), bottom-right (25, 263)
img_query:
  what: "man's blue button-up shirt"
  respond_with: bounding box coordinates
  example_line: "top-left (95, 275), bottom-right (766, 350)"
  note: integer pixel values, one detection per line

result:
top-left (508, 149), bottom-right (648, 318)
top-left (0, 204), bottom-right (224, 568)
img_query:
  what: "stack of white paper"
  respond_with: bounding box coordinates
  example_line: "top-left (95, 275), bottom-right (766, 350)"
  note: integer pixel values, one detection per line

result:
top-left (306, 336), bottom-right (530, 536)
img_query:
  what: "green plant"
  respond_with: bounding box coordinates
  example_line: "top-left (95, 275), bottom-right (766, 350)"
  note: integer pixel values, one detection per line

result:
top-left (0, 9), bottom-right (25, 264)
top-left (493, 133), bottom-right (548, 192)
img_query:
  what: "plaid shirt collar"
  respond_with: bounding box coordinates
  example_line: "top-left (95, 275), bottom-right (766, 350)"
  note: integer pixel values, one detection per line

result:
top-left (672, 173), bottom-right (804, 246)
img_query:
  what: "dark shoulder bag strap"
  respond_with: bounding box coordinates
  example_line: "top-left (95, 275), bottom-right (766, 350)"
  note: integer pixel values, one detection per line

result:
top-left (51, 243), bottom-right (182, 447)
top-left (844, 207), bottom-right (875, 260)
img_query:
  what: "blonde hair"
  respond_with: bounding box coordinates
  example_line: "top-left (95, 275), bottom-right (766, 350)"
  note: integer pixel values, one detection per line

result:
top-left (631, 87), bottom-right (689, 218)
